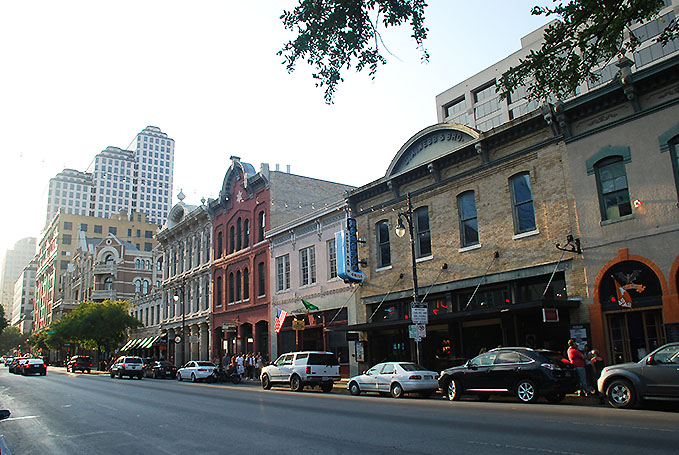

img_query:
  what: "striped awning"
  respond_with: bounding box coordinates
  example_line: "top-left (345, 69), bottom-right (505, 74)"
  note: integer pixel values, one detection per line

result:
top-left (140, 336), bottom-right (156, 349)
top-left (120, 339), bottom-right (134, 351)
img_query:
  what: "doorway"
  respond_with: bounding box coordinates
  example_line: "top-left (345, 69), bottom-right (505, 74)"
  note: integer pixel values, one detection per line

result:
top-left (607, 309), bottom-right (665, 363)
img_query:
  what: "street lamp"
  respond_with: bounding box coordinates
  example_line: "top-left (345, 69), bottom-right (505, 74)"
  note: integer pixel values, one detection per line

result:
top-left (173, 286), bottom-right (186, 366)
top-left (395, 192), bottom-right (423, 365)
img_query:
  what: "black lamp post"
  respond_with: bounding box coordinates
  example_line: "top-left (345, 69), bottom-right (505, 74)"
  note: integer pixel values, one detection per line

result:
top-left (173, 283), bottom-right (186, 366)
top-left (395, 192), bottom-right (423, 365)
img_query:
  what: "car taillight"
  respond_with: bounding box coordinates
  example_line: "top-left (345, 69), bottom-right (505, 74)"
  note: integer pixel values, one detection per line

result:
top-left (409, 375), bottom-right (422, 380)
top-left (198, 368), bottom-right (207, 371)
top-left (306, 366), bottom-right (311, 374)
top-left (89, 364), bottom-right (92, 367)
top-left (121, 364), bottom-right (126, 368)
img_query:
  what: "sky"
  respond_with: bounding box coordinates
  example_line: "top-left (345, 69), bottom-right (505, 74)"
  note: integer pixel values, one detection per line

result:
top-left (0, 0), bottom-right (551, 260)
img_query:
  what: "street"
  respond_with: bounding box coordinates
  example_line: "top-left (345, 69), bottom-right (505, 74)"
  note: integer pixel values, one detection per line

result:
top-left (1, 367), bottom-right (678, 455)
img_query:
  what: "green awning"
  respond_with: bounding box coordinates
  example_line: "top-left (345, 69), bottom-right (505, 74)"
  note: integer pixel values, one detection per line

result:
top-left (141, 336), bottom-right (155, 349)
top-left (120, 339), bottom-right (133, 351)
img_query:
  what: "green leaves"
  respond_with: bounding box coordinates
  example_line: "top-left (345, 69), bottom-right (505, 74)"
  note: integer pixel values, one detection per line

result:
top-left (279, 0), bottom-right (428, 103)
top-left (498, 0), bottom-right (677, 101)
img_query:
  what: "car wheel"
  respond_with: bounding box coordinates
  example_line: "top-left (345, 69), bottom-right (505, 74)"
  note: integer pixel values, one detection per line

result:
top-left (86, 370), bottom-right (90, 374)
top-left (516, 379), bottom-right (538, 403)
top-left (321, 382), bottom-right (333, 393)
top-left (606, 379), bottom-right (636, 409)
top-left (446, 378), bottom-right (462, 401)
top-left (545, 392), bottom-right (565, 404)
top-left (177, 373), bottom-right (183, 382)
top-left (261, 374), bottom-right (271, 390)
top-left (290, 375), bottom-right (303, 392)
top-left (110, 371), bottom-right (115, 378)
top-left (191, 373), bottom-right (197, 383)
top-left (138, 374), bottom-right (143, 380)
top-left (390, 383), bottom-right (404, 399)
top-left (349, 381), bottom-right (361, 396)
top-left (231, 374), bottom-right (241, 384)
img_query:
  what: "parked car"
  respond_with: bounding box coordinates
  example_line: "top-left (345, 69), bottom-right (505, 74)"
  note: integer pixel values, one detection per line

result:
top-left (261, 351), bottom-right (340, 392)
top-left (597, 342), bottom-right (679, 409)
top-left (176, 361), bottom-right (217, 382)
top-left (347, 362), bottom-right (438, 398)
top-left (109, 356), bottom-right (144, 379)
top-left (66, 356), bottom-right (92, 373)
top-left (438, 347), bottom-right (578, 403)
top-left (144, 360), bottom-right (178, 379)
top-left (10, 358), bottom-right (29, 374)
top-left (3, 357), bottom-right (13, 369)
top-left (20, 359), bottom-right (47, 376)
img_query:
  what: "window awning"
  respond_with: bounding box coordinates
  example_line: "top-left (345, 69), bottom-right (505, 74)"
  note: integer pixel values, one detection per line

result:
top-left (120, 339), bottom-right (134, 351)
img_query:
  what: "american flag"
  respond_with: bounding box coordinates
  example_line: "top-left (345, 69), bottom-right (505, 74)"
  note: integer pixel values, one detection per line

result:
top-left (274, 308), bottom-right (288, 333)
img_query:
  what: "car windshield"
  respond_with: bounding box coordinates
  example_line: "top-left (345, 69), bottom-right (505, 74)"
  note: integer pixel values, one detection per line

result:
top-left (197, 362), bottom-right (215, 367)
top-left (399, 363), bottom-right (426, 371)
top-left (28, 359), bottom-right (44, 365)
top-left (308, 354), bottom-right (338, 365)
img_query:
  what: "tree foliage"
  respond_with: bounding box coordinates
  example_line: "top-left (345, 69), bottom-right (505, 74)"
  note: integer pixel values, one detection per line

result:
top-left (0, 326), bottom-right (26, 354)
top-left (280, 0), bottom-right (678, 103)
top-left (0, 305), bottom-right (8, 334)
top-left (279, 0), bottom-right (428, 103)
top-left (498, 0), bottom-right (679, 100)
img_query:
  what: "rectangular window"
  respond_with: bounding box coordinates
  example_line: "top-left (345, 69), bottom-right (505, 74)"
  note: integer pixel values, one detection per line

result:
top-left (216, 276), bottom-right (223, 307)
top-left (276, 255), bottom-right (290, 291)
top-left (258, 262), bottom-right (266, 297)
top-left (376, 220), bottom-right (391, 268)
top-left (94, 225), bottom-right (102, 234)
top-left (144, 242), bottom-right (152, 252)
top-left (596, 158), bottom-right (632, 221)
top-left (327, 239), bottom-right (337, 279)
top-left (80, 223), bottom-right (88, 232)
top-left (62, 234), bottom-right (72, 245)
top-left (414, 207), bottom-right (432, 258)
top-left (145, 230), bottom-right (153, 238)
top-left (300, 246), bottom-right (316, 286)
top-left (458, 191), bottom-right (479, 247)
top-left (510, 173), bottom-right (537, 234)
top-left (63, 221), bottom-right (72, 231)
top-left (109, 226), bottom-right (117, 235)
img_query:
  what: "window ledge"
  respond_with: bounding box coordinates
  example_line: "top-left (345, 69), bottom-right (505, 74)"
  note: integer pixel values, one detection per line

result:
top-left (600, 214), bottom-right (635, 226)
top-left (375, 265), bottom-right (393, 272)
top-left (512, 229), bottom-right (540, 240)
top-left (459, 244), bottom-right (482, 253)
top-left (415, 255), bottom-right (434, 263)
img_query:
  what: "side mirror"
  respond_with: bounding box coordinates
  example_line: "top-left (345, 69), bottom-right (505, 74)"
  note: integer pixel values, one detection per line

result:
top-left (0, 410), bottom-right (10, 420)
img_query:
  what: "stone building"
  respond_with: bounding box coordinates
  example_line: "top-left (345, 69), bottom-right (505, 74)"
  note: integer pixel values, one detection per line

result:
top-left (209, 157), bottom-right (353, 362)
top-left (157, 193), bottom-right (212, 365)
top-left (344, 119), bottom-right (587, 371)
top-left (266, 199), bottom-right (358, 377)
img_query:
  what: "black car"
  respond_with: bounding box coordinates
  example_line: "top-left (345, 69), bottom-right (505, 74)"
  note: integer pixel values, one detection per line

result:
top-left (438, 347), bottom-right (578, 403)
top-left (597, 342), bottom-right (679, 408)
top-left (66, 355), bottom-right (92, 373)
top-left (144, 360), bottom-right (178, 379)
top-left (20, 359), bottom-right (47, 376)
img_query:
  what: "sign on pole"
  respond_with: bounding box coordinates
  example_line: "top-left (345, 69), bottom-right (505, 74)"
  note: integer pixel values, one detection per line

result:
top-left (416, 324), bottom-right (427, 339)
top-left (408, 325), bottom-right (418, 339)
top-left (411, 303), bottom-right (428, 324)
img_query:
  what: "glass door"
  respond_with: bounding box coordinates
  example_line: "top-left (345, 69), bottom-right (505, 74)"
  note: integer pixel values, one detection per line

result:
top-left (607, 309), bottom-right (665, 363)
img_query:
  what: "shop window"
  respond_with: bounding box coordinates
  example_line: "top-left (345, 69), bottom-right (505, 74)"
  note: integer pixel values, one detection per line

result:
top-left (509, 172), bottom-right (537, 234)
top-left (457, 191), bottom-right (479, 247)
top-left (376, 220), bottom-right (391, 268)
top-left (594, 156), bottom-right (632, 221)
top-left (414, 207), bottom-right (432, 258)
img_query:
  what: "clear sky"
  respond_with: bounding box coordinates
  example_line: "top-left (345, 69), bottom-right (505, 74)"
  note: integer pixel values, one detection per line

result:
top-left (0, 0), bottom-right (550, 260)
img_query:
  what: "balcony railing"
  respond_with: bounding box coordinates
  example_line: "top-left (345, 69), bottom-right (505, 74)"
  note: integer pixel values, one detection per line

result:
top-left (94, 263), bottom-right (117, 275)
top-left (92, 289), bottom-right (116, 301)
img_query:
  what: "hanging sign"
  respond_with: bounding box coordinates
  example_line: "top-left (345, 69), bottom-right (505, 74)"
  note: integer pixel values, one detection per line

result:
top-left (542, 308), bottom-right (559, 322)
top-left (292, 319), bottom-right (305, 331)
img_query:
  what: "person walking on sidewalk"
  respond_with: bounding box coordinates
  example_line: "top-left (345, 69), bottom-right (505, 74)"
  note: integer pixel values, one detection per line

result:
top-left (568, 339), bottom-right (589, 397)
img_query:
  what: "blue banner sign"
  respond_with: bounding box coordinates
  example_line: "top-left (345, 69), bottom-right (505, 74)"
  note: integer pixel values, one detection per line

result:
top-left (336, 218), bottom-right (366, 284)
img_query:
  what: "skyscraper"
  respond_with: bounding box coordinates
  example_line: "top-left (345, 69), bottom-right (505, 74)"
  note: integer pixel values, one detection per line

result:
top-left (0, 237), bottom-right (37, 316)
top-left (45, 126), bottom-right (174, 227)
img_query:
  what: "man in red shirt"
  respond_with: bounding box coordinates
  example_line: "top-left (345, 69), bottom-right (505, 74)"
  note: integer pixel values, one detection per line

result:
top-left (568, 338), bottom-right (589, 396)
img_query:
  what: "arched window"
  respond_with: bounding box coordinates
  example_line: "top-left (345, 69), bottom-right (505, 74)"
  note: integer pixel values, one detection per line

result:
top-left (187, 241), bottom-right (193, 269)
top-left (258, 261), bottom-right (266, 297)
top-left (509, 172), bottom-right (537, 233)
top-left (243, 268), bottom-right (249, 300)
top-left (104, 254), bottom-right (114, 265)
top-left (142, 280), bottom-right (149, 295)
top-left (135, 259), bottom-right (140, 269)
top-left (217, 231), bottom-right (223, 258)
top-left (594, 157), bottom-right (632, 221)
top-left (457, 191), bottom-right (479, 247)
top-left (243, 219), bottom-right (250, 248)
top-left (216, 276), bottom-right (223, 308)
top-left (376, 220), bottom-right (391, 268)
top-left (228, 273), bottom-right (234, 303)
top-left (237, 218), bottom-right (242, 251)
top-left (258, 211), bottom-right (266, 242)
top-left (204, 280), bottom-right (210, 310)
top-left (229, 226), bottom-right (235, 253)
top-left (134, 279), bottom-right (141, 294)
top-left (236, 270), bottom-right (242, 301)
top-left (104, 276), bottom-right (113, 290)
top-left (195, 236), bottom-right (201, 265)
top-left (413, 207), bottom-right (432, 258)
top-left (157, 258), bottom-right (162, 272)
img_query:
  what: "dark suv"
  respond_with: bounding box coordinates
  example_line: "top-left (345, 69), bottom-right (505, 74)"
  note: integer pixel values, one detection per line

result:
top-left (438, 347), bottom-right (578, 403)
top-left (598, 342), bottom-right (679, 408)
top-left (66, 356), bottom-right (92, 373)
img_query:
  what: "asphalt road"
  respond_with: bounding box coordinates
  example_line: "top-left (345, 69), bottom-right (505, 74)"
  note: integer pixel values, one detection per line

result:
top-left (1, 367), bottom-right (678, 455)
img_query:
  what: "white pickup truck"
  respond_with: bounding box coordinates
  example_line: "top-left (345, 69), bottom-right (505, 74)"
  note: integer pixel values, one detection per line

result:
top-left (261, 351), bottom-right (341, 392)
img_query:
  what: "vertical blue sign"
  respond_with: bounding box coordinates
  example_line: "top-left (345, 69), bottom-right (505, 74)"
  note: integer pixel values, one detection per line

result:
top-left (336, 218), bottom-right (366, 284)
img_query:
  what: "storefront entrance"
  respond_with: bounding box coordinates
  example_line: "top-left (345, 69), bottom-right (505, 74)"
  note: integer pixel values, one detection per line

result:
top-left (607, 309), bottom-right (665, 363)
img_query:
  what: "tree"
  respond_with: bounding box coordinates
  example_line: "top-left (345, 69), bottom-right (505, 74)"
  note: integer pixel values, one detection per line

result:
top-left (0, 305), bottom-right (8, 334)
top-left (279, 1), bottom-right (678, 103)
top-left (279, 0), bottom-right (428, 103)
top-left (0, 326), bottom-right (26, 354)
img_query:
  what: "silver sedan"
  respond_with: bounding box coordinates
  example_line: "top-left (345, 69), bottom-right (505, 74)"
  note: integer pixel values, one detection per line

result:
top-left (347, 362), bottom-right (439, 398)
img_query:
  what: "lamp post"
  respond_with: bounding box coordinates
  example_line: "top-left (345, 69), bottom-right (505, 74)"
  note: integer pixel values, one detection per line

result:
top-left (173, 283), bottom-right (186, 366)
top-left (395, 192), bottom-right (423, 365)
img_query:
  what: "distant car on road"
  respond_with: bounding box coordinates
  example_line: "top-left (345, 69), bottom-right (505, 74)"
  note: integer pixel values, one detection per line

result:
top-left (10, 358), bottom-right (29, 374)
top-left (144, 360), bottom-right (178, 379)
top-left (261, 351), bottom-right (340, 392)
top-left (66, 356), bottom-right (92, 373)
top-left (348, 362), bottom-right (438, 398)
top-left (598, 342), bottom-right (679, 409)
top-left (438, 347), bottom-right (578, 404)
top-left (177, 361), bottom-right (217, 382)
top-left (20, 359), bottom-right (47, 376)
top-left (109, 356), bottom-right (144, 379)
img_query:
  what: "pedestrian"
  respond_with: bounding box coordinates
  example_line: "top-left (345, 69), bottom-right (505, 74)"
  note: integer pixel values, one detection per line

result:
top-left (588, 349), bottom-right (605, 403)
top-left (247, 353), bottom-right (255, 380)
top-left (255, 353), bottom-right (262, 380)
top-left (568, 339), bottom-right (589, 397)
top-left (236, 353), bottom-right (244, 378)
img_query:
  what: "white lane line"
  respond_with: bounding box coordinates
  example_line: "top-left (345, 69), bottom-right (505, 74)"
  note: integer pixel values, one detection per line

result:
top-left (2, 415), bottom-right (39, 422)
top-left (467, 440), bottom-right (590, 455)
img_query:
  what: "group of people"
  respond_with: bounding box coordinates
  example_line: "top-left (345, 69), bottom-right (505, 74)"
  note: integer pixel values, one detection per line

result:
top-left (567, 338), bottom-right (604, 400)
top-left (219, 352), bottom-right (264, 381)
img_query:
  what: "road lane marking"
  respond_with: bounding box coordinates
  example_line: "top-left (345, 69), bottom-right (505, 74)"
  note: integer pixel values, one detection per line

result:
top-left (1, 415), bottom-right (39, 422)
top-left (467, 440), bottom-right (589, 455)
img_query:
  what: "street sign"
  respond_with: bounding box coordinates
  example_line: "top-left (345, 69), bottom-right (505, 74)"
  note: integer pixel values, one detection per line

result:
top-left (292, 319), bottom-right (305, 330)
top-left (411, 303), bottom-right (428, 324)
top-left (408, 325), bottom-right (418, 339)
top-left (416, 324), bottom-right (427, 338)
